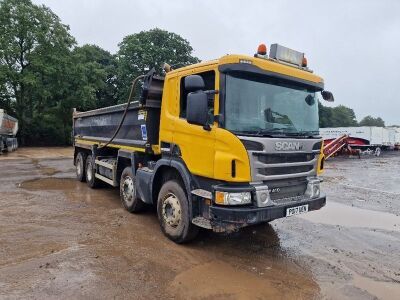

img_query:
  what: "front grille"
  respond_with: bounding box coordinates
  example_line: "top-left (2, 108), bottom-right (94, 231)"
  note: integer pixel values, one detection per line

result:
top-left (258, 165), bottom-right (313, 176)
top-left (241, 139), bottom-right (264, 151)
top-left (272, 195), bottom-right (308, 205)
top-left (254, 153), bottom-right (315, 164)
top-left (268, 178), bottom-right (307, 200)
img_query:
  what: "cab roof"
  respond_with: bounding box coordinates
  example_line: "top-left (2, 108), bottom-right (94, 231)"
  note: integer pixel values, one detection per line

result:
top-left (168, 54), bottom-right (324, 86)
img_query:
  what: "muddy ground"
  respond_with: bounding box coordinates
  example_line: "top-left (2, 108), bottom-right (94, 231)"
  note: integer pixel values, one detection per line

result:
top-left (0, 147), bottom-right (399, 299)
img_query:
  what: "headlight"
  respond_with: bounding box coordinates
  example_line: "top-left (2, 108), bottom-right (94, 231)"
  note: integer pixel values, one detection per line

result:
top-left (305, 178), bottom-right (320, 199)
top-left (215, 191), bottom-right (252, 205)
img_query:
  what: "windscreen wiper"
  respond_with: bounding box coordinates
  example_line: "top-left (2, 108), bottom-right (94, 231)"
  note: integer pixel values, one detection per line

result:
top-left (286, 131), bottom-right (319, 138)
top-left (234, 130), bottom-right (274, 138)
top-left (256, 128), bottom-right (288, 136)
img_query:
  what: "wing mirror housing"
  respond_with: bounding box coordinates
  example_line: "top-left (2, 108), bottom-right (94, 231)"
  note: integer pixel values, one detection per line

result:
top-left (186, 91), bottom-right (209, 128)
top-left (321, 90), bottom-right (334, 102)
top-left (184, 75), bottom-right (205, 92)
top-left (185, 75), bottom-right (209, 128)
top-left (185, 75), bottom-right (218, 130)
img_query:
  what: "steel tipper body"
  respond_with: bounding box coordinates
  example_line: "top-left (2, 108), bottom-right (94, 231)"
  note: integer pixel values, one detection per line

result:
top-left (73, 44), bottom-right (332, 243)
top-left (0, 109), bottom-right (18, 153)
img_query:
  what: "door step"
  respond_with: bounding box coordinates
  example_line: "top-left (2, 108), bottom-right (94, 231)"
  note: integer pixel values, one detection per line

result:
top-left (191, 189), bottom-right (212, 199)
top-left (192, 217), bottom-right (212, 229)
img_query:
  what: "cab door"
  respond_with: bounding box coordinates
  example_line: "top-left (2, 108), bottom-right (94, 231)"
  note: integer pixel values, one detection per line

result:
top-left (172, 69), bottom-right (217, 179)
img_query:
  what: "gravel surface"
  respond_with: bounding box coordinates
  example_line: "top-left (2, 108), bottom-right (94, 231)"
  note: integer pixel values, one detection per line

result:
top-left (0, 148), bottom-right (399, 299)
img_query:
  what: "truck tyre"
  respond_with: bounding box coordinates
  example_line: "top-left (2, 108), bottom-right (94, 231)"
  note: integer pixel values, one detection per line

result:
top-left (85, 155), bottom-right (101, 188)
top-left (157, 180), bottom-right (199, 243)
top-left (120, 167), bottom-right (145, 213)
top-left (75, 152), bottom-right (86, 182)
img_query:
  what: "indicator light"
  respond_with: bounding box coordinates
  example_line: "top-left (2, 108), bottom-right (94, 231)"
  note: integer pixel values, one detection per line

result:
top-left (257, 43), bottom-right (267, 55)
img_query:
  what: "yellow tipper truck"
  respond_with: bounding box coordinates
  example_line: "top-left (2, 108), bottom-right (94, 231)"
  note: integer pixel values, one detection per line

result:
top-left (73, 43), bottom-right (334, 243)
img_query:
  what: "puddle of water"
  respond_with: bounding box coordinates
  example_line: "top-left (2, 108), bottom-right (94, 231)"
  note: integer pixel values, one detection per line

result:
top-left (20, 178), bottom-right (81, 190)
top-left (170, 260), bottom-right (318, 299)
top-left (299, 201), bottom-right (400, 231)
top-left (19, 178), bottom-right (120, 209)
top-left (353, 273), bottom-right (400, 300)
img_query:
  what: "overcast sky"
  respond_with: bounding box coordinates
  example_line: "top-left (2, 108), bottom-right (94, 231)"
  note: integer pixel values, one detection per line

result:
top-left (32, 0), bottom-right (400, 125)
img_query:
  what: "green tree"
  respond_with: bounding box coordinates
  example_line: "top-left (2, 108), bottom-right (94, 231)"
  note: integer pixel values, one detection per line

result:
top-left (318, 101), bottom-right (332, 127)
top-left (0, 0), bottom-right (119, 145)
top-left (116, 28), bottom-right (200, 102)
top-left (46, 45), bottom-right (119, 145)
top-left (72, 45), bottom-right (118, 109)
top-left (29, 45), bottom-right (118, 145)
top-left (0, 0), bottom-right (75, 144)
top-left (319, 102), bottom-right (358, 127)
top-left (359, 115), bottom-right (385, 127)
top-left (330, 105), bottom-right (358, 127)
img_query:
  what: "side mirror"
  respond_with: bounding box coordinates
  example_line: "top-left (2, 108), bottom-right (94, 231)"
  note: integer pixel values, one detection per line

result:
top-left (321, 90), bottom-right (334, 102)
top-left (185, 75), bottom-right (205, 92)
top-left (186, 91), bottom-right (208, 127)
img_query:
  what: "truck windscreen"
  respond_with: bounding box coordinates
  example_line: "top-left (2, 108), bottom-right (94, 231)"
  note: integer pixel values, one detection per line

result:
top-left (224, 72), bottom-right (319, 137)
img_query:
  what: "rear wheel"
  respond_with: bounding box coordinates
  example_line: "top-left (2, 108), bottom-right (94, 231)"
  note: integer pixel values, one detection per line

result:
top-left (75, 152), bottom-right (86, 182)
top-left (85, 155), bottom-right (101, 188)
top-left (120, 167), bottom-right (145, 213)
top-left (157, 180), bottom-right (199, 243)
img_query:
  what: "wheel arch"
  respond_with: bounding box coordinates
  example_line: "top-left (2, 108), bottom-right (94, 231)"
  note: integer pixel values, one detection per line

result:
top-left (116, 150), bottom-right (138, 184)
top-left (151, 158), bottom-right (197, 219)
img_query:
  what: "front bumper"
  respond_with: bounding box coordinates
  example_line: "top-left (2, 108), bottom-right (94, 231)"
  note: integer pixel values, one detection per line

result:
top-left (209, 195), bottom-right (326, 232)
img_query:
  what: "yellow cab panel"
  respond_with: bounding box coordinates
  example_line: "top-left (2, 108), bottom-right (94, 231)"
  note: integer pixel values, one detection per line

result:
top-left (160, 62), bottom-right (218, 179)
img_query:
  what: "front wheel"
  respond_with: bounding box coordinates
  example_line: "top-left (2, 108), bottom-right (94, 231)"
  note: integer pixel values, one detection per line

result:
top-left (157, 180), bottom-right (199, 243)
top-left (120, 167), bottom-right (145, 213)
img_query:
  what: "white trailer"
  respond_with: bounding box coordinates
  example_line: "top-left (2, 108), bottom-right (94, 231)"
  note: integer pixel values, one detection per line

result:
top-left (388, 128), bottom-right (396, 147)
top-left (382, 128), bottom-right (391, 147)
top-left (397, 130), bottom-right (400, 150)
top-left (0, 109), bottom-right (18, 153)
top-left (320, 126), bottom-right (394, 149)
top-left (387, 127), bottom-right (400, 149)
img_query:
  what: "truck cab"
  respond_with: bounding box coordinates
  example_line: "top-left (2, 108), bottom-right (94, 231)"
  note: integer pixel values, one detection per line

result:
top-left (73, 43), bottom-right (333, 243)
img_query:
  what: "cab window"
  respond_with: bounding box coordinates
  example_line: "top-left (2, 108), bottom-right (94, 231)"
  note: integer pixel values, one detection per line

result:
top-left (180, 71), bottom-right (215, 119)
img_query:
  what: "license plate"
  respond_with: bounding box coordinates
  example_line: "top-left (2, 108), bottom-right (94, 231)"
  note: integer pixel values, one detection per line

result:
top-left (286, 204), bottom-right (309, 217)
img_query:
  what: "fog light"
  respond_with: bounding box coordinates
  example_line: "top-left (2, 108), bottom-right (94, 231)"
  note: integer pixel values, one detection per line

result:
top-left (305, 178), bottom-right (320, 199)
top-left (254, 186), bottom-right (271, 207)
top-left (215, 191), bottom-right (252, 205)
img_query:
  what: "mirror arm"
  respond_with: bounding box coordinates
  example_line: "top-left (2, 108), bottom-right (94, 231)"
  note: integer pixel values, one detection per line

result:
top-left (203, 124), bottom-right (212, 131)
top-left (203, 90), bottom-right (219, 130)
top-left (205, 90), bottom-right (219, 96)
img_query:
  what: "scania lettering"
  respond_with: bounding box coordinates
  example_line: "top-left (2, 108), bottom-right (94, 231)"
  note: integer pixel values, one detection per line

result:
top-left (72, 43), bottom-right (334, 243)
top-left (275, 141), bottom-right (303, 151)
